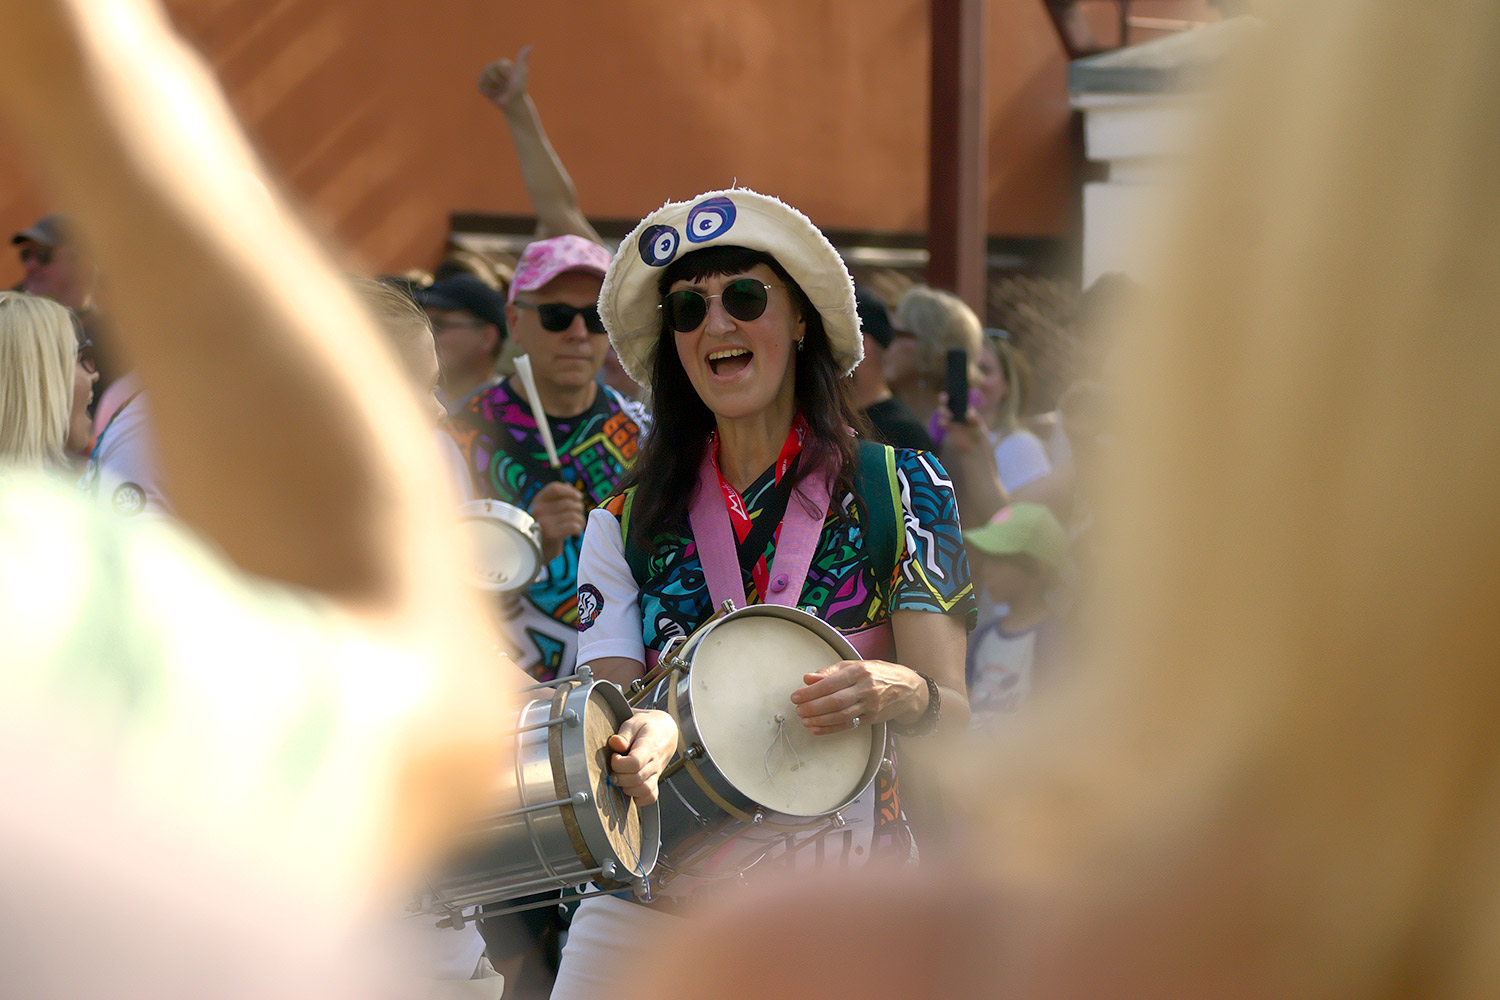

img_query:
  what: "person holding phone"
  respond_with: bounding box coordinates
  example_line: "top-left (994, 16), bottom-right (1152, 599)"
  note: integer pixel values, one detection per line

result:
top-left (884, 284), bottom-right (983, 429)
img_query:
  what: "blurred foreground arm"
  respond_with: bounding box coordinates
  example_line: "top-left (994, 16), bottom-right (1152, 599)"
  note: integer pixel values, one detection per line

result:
top-left (0, 0), bottom-right (507, 880)
top-left (0, 0), bottom-right (447, 609)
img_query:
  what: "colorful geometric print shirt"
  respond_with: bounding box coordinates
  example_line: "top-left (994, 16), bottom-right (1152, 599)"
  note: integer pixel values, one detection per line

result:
top-left (575, 447), bottom-right (975, 885)
top-left (586, 447), bottom-right (976, 656)
top-left (445, 378), bottom-right (646, 680)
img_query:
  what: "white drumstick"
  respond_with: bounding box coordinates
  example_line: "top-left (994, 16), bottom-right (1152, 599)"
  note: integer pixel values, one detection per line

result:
top-left (513, 354), bottom-right (561, 469)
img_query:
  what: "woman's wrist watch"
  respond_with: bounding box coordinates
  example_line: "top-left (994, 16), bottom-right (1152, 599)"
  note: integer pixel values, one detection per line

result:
top-left (891, 672), bottom-right (941, 738)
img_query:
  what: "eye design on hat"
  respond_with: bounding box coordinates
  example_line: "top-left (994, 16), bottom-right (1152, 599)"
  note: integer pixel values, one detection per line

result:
top-left (685, 196), bottom-right (736, 243)
top-left (639, 225), bottom-right (680, 267)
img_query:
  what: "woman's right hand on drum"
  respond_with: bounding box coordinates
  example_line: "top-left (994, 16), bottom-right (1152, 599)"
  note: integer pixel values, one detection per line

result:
top-left (530, 481), bottom-right (587, 563)
top-left (606, 709), bottom-right (678, 804)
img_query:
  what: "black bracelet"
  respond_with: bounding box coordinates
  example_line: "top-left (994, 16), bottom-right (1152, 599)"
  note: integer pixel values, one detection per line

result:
top-left (891, 672), bottom-right (941, 737)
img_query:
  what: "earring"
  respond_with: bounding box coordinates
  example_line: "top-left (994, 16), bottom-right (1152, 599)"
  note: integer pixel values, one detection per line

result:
top-left (796, 338), bottom-right (805, 352)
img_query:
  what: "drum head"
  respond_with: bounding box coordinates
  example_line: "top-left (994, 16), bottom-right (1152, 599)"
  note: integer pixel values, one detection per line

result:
top-left (458, 501), bottom-right (541, 592)
top-left (689, 611), bottom-right (876, 816)
top-left (580, 685), bottom-right (647, 877)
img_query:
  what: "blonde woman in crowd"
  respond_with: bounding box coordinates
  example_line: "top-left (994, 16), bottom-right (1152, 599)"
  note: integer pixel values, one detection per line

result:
top-left (626, 0), bottom-right (1500, 997)
top-left (0, 290), bottom-right (96, 468)
top-left (975, 333), bottom-right (1051, 500)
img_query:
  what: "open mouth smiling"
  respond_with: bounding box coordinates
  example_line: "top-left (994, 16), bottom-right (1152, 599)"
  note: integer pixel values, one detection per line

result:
top-left (707, 347), bottom-right (753, 377)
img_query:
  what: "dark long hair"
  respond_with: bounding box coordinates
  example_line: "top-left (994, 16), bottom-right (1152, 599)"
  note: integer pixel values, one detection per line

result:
top-left (620, 246), bottom-right (864, 553)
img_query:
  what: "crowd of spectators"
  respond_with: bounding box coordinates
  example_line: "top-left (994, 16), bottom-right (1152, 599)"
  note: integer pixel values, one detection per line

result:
top-left (12, 3), bottom-right (1496, 1000)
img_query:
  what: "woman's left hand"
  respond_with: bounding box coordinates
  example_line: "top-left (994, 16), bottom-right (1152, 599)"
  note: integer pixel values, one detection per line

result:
top-left (790, 661), bottom-right (926, 735)
top-left (606, 709), bottom-right (678, 804)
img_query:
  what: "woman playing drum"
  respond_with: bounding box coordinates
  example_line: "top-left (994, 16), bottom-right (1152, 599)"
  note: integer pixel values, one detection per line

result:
top-left (552, 188), bottom-right (975, 998)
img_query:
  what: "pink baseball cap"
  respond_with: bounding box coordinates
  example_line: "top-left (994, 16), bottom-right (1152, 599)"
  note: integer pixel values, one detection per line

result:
top-left (507, 235), bottom-right (613, 305)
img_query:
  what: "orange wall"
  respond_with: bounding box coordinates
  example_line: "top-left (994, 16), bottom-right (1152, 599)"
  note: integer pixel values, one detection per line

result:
top-left (0, 1), bottom-right (1109, 285)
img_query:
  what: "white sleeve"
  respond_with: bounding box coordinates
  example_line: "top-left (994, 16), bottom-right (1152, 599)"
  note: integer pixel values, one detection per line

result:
top-left (93, 399), bottom-right (173, 518)
top-left (575, 506), bottom-right (646, 666)
top-left (993, 430), bottom-right (1052, 493)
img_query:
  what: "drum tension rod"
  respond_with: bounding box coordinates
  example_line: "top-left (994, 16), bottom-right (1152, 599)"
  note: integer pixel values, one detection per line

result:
top-left (491, 790), bottom-right (593, 820)
top-left (506, 709), bottom-right (580, 737)
top-left (658, 742), bottom-right (704, 782)
top-left (516, 666), bottom-right (593, 694)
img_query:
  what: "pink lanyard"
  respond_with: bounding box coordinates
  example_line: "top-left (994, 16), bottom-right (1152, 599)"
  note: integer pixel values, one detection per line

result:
top-left (690, 416), bottom-right (829, 610)
top-left (709, 415), bottom-right (807, 598)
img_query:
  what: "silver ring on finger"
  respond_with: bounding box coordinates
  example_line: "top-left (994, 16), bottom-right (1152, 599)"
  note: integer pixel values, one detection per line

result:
top-left (851, 715), bottom-right (862, 730)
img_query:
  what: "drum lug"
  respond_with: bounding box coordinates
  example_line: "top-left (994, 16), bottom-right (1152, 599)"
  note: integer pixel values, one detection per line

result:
top-left (685, 743), bottom-right (704, 760)
top-left (752, 809), bottom-right (765, 826)
top-left (627, 635), bottom-right (688, 705)
top-left (572, 789), bottom-right (591, 806)
top-left (832, 811), bottom-right (846, 828)
top-left (575, 663), bottom-right (594, 683)
top-left (879, 757), bottom-right (894, 775)
top-left (719, 599), bottom-right (738, 615)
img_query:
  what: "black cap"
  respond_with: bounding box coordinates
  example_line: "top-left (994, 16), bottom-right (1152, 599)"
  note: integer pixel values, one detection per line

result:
top-left (12, 213), bottom-right (76, 248)
top-left (415, 273), bottom-right (507, 338)
top-left (855, 286), bottom-right (894, 349)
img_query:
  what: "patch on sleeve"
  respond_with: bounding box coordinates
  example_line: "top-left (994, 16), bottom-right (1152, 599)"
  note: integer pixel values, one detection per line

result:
top-left (111, 482), bottom-right (147, 517)
top-left (576, 584), bottom-right (604, 631)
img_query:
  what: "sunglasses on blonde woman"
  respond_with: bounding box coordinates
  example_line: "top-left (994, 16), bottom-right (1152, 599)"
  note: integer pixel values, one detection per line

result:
top-left (76, 339), bottom-right (97, 374)
top-left (662, 278), bottom-right (782, 333)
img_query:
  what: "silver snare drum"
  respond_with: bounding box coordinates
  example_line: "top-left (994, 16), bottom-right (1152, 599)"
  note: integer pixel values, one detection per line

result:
top-left (458, 499), bottom-right (543, 593)
top-left (426, 671), bottom-right (660, 923)
top-left (629, 604), bottom-right (887, 894)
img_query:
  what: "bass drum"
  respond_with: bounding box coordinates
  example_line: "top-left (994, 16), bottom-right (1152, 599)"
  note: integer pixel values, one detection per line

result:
top-left (426, 672), bottom-right (659, 924)
top-left (630, 603), bottom-right (887, 897)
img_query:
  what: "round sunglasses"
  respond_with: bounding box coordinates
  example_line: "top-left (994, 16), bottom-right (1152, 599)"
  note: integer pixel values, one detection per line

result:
top-left (513, 300), bottom-right (606, 334)
top-left (662, 278), bottom-right (781, 333)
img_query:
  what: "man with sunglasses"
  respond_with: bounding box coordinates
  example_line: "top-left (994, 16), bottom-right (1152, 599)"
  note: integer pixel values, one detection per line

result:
top-left (446, 234), bottom-right (646, 682)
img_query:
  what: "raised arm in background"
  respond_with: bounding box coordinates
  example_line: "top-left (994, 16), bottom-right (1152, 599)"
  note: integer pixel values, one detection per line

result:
top-left (479, 45), bottom-right (604, 244)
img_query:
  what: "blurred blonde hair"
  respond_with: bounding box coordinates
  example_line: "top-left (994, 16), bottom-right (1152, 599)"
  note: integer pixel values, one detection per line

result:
top-left (0, 291), bottom-right (76, 467)
top-left (350, 276), bottom-right (435, 389)
top-left (894, 285), bottom-right (983, 380)
top-left (984, 333), bottom-right (1033, 435)
top-left (973, 1), bottom-right (1500, 995)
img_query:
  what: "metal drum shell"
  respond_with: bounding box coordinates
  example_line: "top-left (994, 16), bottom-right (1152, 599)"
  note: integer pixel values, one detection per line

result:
top-left (426, 678), bottom-right (659, 914)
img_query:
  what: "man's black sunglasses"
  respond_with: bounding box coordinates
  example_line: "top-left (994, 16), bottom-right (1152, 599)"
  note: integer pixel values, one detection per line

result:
top-left (514, 300), bottom-right (606, 335)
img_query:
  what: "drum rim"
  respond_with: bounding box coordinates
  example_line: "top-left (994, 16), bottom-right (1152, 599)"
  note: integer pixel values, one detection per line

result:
top-left (561, 679), bottom-right (660, 885)
top-left (677, 604), bottom-right (887, 821)
top-left (458, 498), bottom-right (545, 592)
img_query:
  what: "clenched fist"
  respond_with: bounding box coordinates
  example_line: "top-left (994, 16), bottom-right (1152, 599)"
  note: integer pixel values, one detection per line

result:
top-left (529, 479), bottom-right (586, 563)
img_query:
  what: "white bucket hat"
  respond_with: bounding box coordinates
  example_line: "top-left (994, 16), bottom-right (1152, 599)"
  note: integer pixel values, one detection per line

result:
top-left (599, 188), bottom-right (862, 387)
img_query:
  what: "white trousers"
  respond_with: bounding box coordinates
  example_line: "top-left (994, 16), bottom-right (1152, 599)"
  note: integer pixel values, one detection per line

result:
top-left (548, 895), bottom-right (682, 1000)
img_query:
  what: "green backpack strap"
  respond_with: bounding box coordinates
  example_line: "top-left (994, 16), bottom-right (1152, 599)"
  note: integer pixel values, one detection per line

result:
top-left (855, 440), bottom-right (905, 585)
top-left (621, 447), bottom-right (904, 589)
top-left (618, 485), bottom-right (652, 587)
